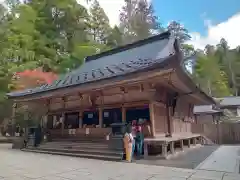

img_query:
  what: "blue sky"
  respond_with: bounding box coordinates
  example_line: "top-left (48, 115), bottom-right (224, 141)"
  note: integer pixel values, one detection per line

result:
top-left (1, 0), bottom-right (239, 49)
top-left (82, 0), bottom-right (240, 49)
top-left (152, 0), bottom-right (240, 35)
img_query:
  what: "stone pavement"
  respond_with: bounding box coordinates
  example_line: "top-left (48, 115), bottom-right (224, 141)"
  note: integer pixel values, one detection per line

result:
top-left (196, 145), bottom-right (240, 173)
top-left (0, 144), bottom-right (239, 180)
top-left (137, 145), bottom-right (219, 169)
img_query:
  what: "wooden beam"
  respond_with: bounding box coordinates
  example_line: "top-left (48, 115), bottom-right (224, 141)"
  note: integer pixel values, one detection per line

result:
top-left (149, 102), bottom-right (156, 137)
top-left (46, 100), bottom-right (150, 115)
top-left (148, 83), bottom-right (156, 91)
top-left (120, 87), bottom-right (127, 94)
top-left (13, 69), bottom-right (174, 102)
top-left (153, 101), bottom-right (166, 108)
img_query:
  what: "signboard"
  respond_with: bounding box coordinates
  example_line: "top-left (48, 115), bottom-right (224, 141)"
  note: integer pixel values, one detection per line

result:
top-left (88, 113), bottom-right (93, 118)
top-left (104, 112), bottom-right (109, 118)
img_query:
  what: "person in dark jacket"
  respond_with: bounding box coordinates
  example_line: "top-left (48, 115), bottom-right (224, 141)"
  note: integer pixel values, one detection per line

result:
top-left (135, 120), bottom-right (144, 157)
top-left (34, 124), bottom-right (42, 147)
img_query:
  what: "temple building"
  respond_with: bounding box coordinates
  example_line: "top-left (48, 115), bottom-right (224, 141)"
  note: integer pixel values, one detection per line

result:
top-left (8, 31), bottom-right (215, 160)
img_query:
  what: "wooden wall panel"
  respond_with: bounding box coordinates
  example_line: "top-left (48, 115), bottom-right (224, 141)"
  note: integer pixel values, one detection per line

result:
top-left (172, 96), bottom-right (193, 134)
top-left (153, 104), bottom-right (167, 134)
top-left (65, 100), bottom-right (81, 109)
top-left (49, 102), bottom-right (62, 111)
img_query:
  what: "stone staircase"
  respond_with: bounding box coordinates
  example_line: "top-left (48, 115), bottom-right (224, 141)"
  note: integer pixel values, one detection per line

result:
top-left (22, 137), bottom-right (124, 161)
top-left (202, 135), bottom-right (215, 145)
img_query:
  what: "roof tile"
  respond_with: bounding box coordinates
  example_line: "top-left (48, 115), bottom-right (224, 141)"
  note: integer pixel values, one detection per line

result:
top-left (8, 31), bottom-right (175, 98)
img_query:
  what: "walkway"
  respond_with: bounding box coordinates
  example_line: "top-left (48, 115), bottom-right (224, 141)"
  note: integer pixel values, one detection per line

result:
top-left (196, 145), bottom-right (240, 173)
top-left (0, 144), bottom-right (239, 180)
top-left (137, 145), bottom-right (219, 169)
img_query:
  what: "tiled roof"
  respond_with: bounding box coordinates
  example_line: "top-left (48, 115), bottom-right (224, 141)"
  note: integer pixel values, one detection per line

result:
top-left (194, 105), bottom-right (221, 115)
top-left (217, 96), bottom-right (240, 107)
top-left (8, 31), bottom-right (177, 98)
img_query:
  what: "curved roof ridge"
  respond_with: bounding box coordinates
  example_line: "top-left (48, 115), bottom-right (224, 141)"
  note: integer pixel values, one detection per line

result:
top-left (85, 31), bottom-right (171, 62)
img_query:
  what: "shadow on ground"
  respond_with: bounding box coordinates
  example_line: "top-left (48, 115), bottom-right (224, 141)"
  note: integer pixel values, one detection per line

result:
top-left (136, 145), bottom-right (219, 169)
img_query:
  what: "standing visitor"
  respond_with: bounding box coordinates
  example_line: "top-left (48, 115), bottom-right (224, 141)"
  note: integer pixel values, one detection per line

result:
top-left (135, 120), bottom-right (144, 158)
top-left (123, 125), bottom-right (134, 162)
top-left (34, 124), bottom-right (42, 147)
top-left (15, 124), bottom-right (20, 137)
top-left (132, 120), bottom-right (137, 155)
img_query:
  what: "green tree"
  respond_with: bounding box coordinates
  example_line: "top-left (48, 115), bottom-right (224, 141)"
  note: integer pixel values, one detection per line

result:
top-left (22, 0), bottom-right (91, 73)
top-left (119, 0), bottom-right (161, 44)
top-left (89, 0), bottom-right (111, 44)
top-left (215, 38), bottom-right (240, 95)
top-left (194, 54), bottom-right (231, 97)
top-left (167, 21), bottom-right (191, 44)
top-left (106, 26), bottom-right (123, 47)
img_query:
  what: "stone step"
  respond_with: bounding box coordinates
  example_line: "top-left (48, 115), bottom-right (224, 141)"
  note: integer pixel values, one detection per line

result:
top-left (52, 137), bottom-right (107, 143)
top-left (22, 148), bottom-right (122, 161)
top-left (41, 144), bottom-right (110, 150)
top-left (41, 142), bottom-right (108, 148)
top-left (28, 146), bottom-right (123, 157)
top-left (40, 142), bottom-right (123, 151)
top-left (43, 141), bottom-right (110, 146)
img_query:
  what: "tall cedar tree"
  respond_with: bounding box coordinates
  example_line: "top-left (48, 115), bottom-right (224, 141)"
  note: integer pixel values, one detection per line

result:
top-left (89, 0), bottom-right (111, 44)
top-left (119, 0), bottom-right (161, 44)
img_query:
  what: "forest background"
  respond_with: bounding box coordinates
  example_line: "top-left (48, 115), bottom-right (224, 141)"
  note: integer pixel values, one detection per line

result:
top-left (0, 0), bottom-right (239, 121)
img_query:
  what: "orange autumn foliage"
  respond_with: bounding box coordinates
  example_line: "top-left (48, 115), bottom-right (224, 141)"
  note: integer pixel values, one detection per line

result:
top-left (13, 68), bottom-right (58, 90)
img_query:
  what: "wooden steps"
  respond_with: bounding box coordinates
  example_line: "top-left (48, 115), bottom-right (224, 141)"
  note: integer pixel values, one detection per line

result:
top-left (22, 148), bottom-right (122, 161)
top-left (23, 139), bottom-right (124, 161)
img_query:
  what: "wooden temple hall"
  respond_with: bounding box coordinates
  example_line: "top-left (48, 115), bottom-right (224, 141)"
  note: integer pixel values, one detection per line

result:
top-left (8, 31), bottom-right (215, 160)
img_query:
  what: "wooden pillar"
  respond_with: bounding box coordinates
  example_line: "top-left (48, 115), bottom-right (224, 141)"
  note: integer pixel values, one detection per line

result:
top-left (61, 97), bottom-right (65, 136)
top-left (187, 139), bottom-right (191, 148)
top-left (166, 104), bottom-right (172, 137)
top-left (61, 113), bottom-right (65, 136)
top-left (99, 107), bottom-right (103, 128)
top-left (144, 142), bottom-right (149, 158)
top-left (79, 111), bottom-right (83, 128)
top-left (121, 87), bottom-right (126, 123)
top-left (122, 106), bottom-right (126, 122)
top-left (99, 93), bottom-right (104, 127)
top-left (216, 113), bottom-right (221, 144)
top-left (200, 136), bottom-right (204, 145)
top-left (43, 115), bottom-right (48, 128)
top-left (161, 143), bottom-right (168, 158)
top-left (170, 141), bottom-right (175, 154)
top-left (180, 139), bottom-right (184, 151)
top-left (194, 115), bottom-right (198, 124)
top-left (23, 111), bottom-right (29, 138)
top-left (193, 137), bottom-right (197, 146)
top-left (149, 102), bottom-right (156, 137)
top-left (11, 103), bottom-right (17, 136)
top-left (44, 99), bottom-right (50, 129)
